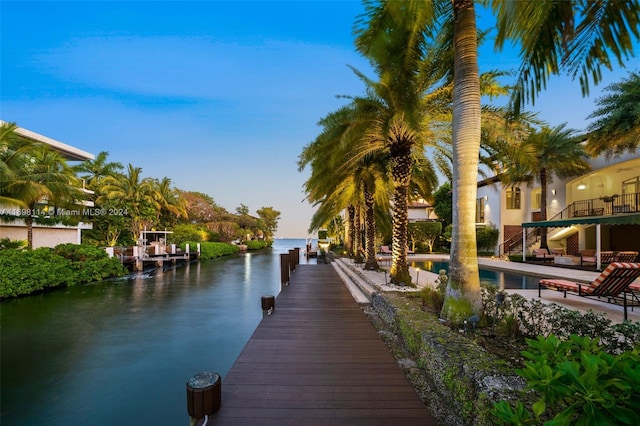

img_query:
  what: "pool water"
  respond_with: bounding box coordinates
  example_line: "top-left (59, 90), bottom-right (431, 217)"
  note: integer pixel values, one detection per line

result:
top-left (410, 260), bottom-right (542, 290)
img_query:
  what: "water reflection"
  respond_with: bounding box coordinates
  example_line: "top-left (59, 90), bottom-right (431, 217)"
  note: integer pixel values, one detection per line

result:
top-left (1, 240), bottom-right (309, 426)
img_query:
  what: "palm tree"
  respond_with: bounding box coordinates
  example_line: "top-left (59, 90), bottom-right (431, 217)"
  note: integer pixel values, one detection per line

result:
top-left (99, 164), bottom-right (159, 242)
top-left (73, 151), bottom-right (123, 192)
top-left (353, 3), bottom-right (453, 284)
top-left (501, 124), bottom-right (590, 250)
top-left (299, 103), bottom-right (391, 270)
top-left (1, 133), bottom-right (83, 248)
top-left (448, 0), bottom-right (639, 320)
top-left (1, 122), bottom-right (33, 207)
top-left (357, 0), bottom-right (639, 321)
top-left (150, 177), bottom-right (188, 228)
top-left (586, 72), bottom-right (640, 158)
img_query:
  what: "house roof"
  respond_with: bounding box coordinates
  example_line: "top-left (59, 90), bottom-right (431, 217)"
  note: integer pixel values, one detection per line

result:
top-left (2, 120), bottom-right (94, 161)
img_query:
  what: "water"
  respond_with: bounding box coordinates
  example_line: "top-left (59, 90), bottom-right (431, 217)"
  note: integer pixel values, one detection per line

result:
top-left (409, 259), bottom-right (542, 290)
top-left (1, 239), bottom-right (313, 425)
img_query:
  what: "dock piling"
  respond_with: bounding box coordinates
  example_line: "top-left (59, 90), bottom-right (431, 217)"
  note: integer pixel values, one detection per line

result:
top-left (186, 371), bottom-right (221, 426)
top-left (280, 253), bottom-right (290, 285)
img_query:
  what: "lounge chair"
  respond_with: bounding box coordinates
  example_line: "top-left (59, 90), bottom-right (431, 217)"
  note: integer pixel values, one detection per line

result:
top-left (579, 249), bottom-right (617, 268)
top-left (379, 245), bottom-right (392, 255)
top-left (549, 248), bottom-right (565, 256)
top-left (538, 262), bottom-right (640, 320)
top-left (616, 251), bottom-right (638, 262)
top-left (533, 248), bottom-right (554, 263)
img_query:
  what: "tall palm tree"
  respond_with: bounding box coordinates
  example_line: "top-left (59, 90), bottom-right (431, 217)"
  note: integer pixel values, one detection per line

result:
top-left (151, 176), bottom-right (188, 228)
top-left (357, 0), bottom-right (639, 321)
top-left (73, 151), bottom-right (123, 192)
top-left (447, 0), bottom-right (639, 320)
top-left (353, 3), bottom-right (452, 284)
top-left (502, 124), bottom-right (590, 250)
top-left (299, 102), bottom-right (391, 270)
top-left (99, 164), bottom-right (159, 242)
top-left (586, 72), bottom-right (640, 158)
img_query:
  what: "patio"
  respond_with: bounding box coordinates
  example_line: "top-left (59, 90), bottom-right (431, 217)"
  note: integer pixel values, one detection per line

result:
top-left (342, 254), bottom-right (639, 324)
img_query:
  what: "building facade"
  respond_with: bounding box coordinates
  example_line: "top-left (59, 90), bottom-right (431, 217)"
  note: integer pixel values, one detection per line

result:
top-left (476, 151), bottom-right (640, 259)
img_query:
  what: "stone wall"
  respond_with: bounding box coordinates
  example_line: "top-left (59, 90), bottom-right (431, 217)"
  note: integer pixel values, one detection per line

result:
top-left (370, 292), bottom-right (526, 426)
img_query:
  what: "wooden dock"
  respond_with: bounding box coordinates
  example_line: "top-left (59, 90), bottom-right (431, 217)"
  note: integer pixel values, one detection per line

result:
top-left (210, 263), bottom-right (436, 425)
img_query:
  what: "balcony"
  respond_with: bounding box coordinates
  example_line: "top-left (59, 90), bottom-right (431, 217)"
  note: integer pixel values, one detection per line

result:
top-left (552, 192), bottom-right (639, 220)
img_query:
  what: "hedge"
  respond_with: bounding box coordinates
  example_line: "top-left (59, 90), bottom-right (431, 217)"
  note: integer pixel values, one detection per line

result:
top-left (1, 245), bottom-right (128, 299)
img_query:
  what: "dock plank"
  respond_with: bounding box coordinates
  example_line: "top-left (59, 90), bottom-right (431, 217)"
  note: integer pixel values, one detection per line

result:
top-left (210, 264), bottom-right (436, 425)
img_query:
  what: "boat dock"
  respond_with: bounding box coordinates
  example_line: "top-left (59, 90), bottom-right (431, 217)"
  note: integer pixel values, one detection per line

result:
top-left (209, 263), bottom-right (436, 425)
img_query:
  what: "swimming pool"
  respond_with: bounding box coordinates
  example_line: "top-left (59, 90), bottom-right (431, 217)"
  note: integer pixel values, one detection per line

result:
top-left (410, 260), bottom-right (542, 290)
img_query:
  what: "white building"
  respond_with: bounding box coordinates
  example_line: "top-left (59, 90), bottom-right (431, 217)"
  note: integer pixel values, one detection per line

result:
top-left (476, 151), bottom-right (640, 264)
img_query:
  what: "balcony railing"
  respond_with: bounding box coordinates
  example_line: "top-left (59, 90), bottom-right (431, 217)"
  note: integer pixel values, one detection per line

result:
top-left (551, 192), bottom-right (639, 220)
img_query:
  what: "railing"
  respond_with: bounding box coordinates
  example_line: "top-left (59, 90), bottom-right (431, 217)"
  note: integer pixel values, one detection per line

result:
top-left (498, 227), bottom-right (540, 257)
top-left (499, 192), bottom-right (639, 257)
top-left (553, 192), bottom-right (639, 220)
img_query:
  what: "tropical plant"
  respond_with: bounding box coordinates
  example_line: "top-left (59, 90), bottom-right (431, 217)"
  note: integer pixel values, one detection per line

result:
top-left (99, 164), bottom-right (159, 242)
top-left (73, 150), bottom-right (123, 191)
top-left (150, 176), bottom-right (188, 229)
top-left (586, 71), bottom-right (640, 158)
top-left (0, 130), bottom-right (83, 248)
top-left (492, 334), bottom-right (640, 425)
top-left (353, 3), bottom-right (453, 283)
top-left (299, 102), bottom-right (392, 271)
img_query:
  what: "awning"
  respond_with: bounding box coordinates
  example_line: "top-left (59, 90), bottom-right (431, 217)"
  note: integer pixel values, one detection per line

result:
top-left (522, 213), bottom-right (640, 228)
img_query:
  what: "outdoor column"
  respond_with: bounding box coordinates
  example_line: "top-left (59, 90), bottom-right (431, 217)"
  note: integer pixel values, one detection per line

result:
top-left (596, 224), bottom-right (601, 271)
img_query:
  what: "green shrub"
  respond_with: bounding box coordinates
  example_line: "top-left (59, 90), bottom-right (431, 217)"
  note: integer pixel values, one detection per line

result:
top-left (492, 334), bottom-right (640, 425)
top-left (1, 248), bottom-right (75, 298)
top-left (170, 224), bottom-right (203, 246)
top-left (53, 243), bottom-right (109, 261)
top-left (0, 245), bottom-right (128, 299)
top-left (0, 238), bottom-right (27, 250)
top-left (417, 286), bottom-right (444, 312)
top-left (246, 240), bottom-right (268, 250)
top-left (181, 241), bottom-right (238, 260)
top-left (476, 224), bottom-right (499, 252)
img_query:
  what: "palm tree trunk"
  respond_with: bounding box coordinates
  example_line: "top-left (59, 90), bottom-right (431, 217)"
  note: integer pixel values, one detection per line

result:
top-left (442, 0), bottom-right (482, 322)
top-left (363, 182), bottom-right (379, 270)
top-left (389, 143), bottom-right (412, 285)
top-left (539, 167), bottom-right (548, 249)
top-left (353, 204), bottom-right (362, 262)
top-left (346, 205), bottom-right (355, 256)
top-left (26, 214), bottom-right (34, 249)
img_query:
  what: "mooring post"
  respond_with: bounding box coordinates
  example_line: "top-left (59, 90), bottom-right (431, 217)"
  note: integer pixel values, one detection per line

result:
top-left (186, 371), bottom-right (221, 426)
top-left (261, 295), bottom-right (275, 315)
top-left (280, 253), bottom-right (290, 285)
top-left (288, 249), bottom-right (296, 273)
top-left (293, 247), bottom-right (300, 267)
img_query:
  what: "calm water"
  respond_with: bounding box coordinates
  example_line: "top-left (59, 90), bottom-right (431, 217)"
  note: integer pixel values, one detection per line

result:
top-left (1, 239), bottom-right (314, 425)
top-left (409, 260), bottom-right (542, 290)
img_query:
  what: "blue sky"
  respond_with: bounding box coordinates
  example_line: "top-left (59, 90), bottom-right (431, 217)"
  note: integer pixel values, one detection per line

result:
top-left (2, 1), bottom-right (636, 237)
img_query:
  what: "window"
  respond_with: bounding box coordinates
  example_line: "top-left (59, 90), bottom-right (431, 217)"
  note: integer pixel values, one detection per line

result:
top-left (506, 187), bottom-right (521, 210)
top-left (476, 197), bottom-right (485, 223)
